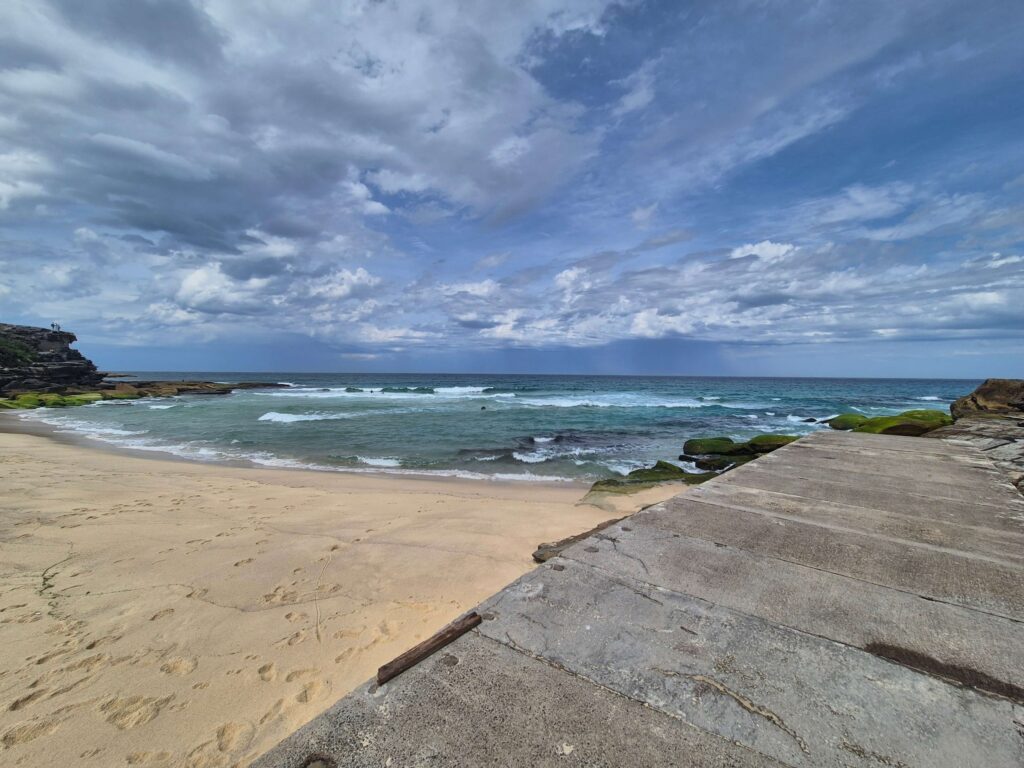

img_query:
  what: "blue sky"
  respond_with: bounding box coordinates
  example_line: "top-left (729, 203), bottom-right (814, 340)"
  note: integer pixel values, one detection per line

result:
top-left (0, 0), bottom-right (1022, 377)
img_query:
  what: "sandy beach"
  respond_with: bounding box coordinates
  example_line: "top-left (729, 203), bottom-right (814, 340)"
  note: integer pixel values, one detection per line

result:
top-left (0, 424), bottom-right (677, 767)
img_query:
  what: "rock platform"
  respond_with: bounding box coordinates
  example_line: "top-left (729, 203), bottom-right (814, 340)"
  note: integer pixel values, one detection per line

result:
top-left (255, 429), bottom-right (1024, 768)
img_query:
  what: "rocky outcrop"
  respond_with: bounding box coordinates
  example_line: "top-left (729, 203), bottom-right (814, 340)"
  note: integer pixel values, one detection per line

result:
top-left (951, 379), bottom-right (1024, 420)
top-left (0, 323), bottom-right (103, 393)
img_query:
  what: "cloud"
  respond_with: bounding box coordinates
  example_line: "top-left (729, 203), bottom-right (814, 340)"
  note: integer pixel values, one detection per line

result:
top-left (0, 0), bottom-right (1021, 367)
top-left (612, 59), bottom-right (656, 116)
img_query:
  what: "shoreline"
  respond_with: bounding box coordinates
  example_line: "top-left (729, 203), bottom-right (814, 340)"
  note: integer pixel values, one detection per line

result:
top-left (0, 427), bottom-right (679, 767)
top-left (0, 409), bottom-right (591, 491)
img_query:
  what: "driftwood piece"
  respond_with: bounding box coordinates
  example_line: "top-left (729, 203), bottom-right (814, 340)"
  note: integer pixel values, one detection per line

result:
top-left (376, 611), bottom-right (482, 685)
top-left (532, 516), bottom-right (626, 562)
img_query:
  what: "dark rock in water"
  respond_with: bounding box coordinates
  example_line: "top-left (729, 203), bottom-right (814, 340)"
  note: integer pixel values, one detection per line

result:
top-left (0, 323), bottom-right (103, 392)
top-left (951, 379), bottom-right (1024, 419)
top-left (802, 417), bottom-right (817, 423)
top-left (481, 406), bottom-right (486, 410)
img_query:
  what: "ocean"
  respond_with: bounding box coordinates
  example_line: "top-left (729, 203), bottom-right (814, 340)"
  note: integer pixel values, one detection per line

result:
top-left (17, 374), bottom-right (976, 483)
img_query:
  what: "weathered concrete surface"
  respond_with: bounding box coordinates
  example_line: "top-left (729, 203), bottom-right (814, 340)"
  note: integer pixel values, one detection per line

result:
top-left (927, 416), bottom-right (1024, 493)
top-left (254, 632), bottom-right (784, 768)
top-left (255, 430), bottom-right (1024, 768)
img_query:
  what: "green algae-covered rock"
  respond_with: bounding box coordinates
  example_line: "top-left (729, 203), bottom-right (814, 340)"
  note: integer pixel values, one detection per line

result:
top-left (682, 436), bottom-right (736, 455)
top-left (588, 461), bottom-right (714, 495)
top-left (747, 434), bottom-right (799, 451)
top-left (694, 454), bottom-right (756, 471)
top-left (852, 409), bottom-right (952, 436)
top-left (827, 413), bottom-right (868, 431)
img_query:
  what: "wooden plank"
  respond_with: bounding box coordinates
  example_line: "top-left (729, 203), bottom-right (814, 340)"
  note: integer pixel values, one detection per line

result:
top-left (377, 611), bottom-right (482, 685)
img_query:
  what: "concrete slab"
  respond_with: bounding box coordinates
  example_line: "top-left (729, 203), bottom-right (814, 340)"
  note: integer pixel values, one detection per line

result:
top-left (477, 561), bottom-right (1024, 768)
top-left (774, 441), bottom-right (1007, 485)
top-left (811, 430), bottom-right (963, 454)
top-left (688, 482), bottom-right (1024, 564)
top-left (636, 497), bottom-right (1024, 619)
top-left (713, 463), bottom-right (1024, 530)
top-left (724, 459), bottom-right (1021, 508)
top-left (252, 631), bottom-right (784, 768)
top-left (561, 517), bottom-right (1024, 695)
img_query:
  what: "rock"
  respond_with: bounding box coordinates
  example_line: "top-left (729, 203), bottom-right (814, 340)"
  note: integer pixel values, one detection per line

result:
top-left (746, 434), bottom-right (799, 451)
top-left (0, 323), bottom-right (103, 392)
top-left (823, 409), bottom-right (953, 436)
top-left (802, 417), bottom-right (817, 423)
top-left (951, 379), bottom-right (1024, 419)
top-left (828, 414), bottom-right (868, 430)
top-left (682, 437), bottom-right (737, 455)
top-left (586, 461), bottom-right (713, 496)
top-left (851, 409), bottom-right (953, 436)
top-left (674, 433), bottom-right (800, 479)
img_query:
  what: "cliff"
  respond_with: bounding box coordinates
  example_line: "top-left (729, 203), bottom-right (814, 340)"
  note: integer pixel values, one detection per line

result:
top-left (950, 378), bottom-right (1024, 419)
top-left (0, 323), bottom-right (104, 393)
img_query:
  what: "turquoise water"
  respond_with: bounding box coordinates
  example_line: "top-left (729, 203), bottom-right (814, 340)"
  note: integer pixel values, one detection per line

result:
top-left (20, 374), bottom-right (976, 483)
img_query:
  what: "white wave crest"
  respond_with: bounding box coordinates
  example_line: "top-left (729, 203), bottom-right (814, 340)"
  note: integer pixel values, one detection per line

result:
top-left (356, 456), bottom-right (401, 467)
top-left (258, 411), bottom-right (349, 423)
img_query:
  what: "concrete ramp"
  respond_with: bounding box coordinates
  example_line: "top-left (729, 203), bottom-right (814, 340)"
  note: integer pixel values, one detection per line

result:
top-left (255, 430), bottom-right (1024, 767)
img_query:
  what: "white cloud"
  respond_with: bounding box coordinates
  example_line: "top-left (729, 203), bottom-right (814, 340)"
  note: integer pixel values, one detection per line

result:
top-left (630, 203), bottom-right (657, 228)
top-left (612, 60), bottom-right (656, 116)
top-left (729, 241), bottom-right (796, 262)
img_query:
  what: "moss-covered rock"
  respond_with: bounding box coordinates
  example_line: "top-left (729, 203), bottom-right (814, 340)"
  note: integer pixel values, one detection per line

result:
top-left (682, 436), bottom-right (736, 455)
top-left (747, 434), bottom-right (799, 451)
top-left (852, 409), bottom-right (952, 436)
top-left (827, 413), bottom-right (868, 430)
top-left (587, 460), bottom-right (714, 495)
top-left (694, 454), bottom-right (755, 471)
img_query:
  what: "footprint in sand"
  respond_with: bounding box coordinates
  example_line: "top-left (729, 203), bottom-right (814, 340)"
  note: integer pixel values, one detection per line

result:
top-left (150, 608), bottom-right (174, 621)
top-left (216, 721), bottom-right (254, 752)
top-left (126, 750), bottom-right (173, 765)
top-left (284, 611), bottom-right (307, 623)
top-left (159, 657), bottom-right (197, 676)
top-left (8, 688), bottom-right (47, 711)
top-left (259, 698), bottom-right (286, 725)
top-left (99, 695), bottom-right (174, 730)
top-left (233, 558), bottom-right (254, 567)
top-left (263, 585), bottom-right (299, 605)
top-left (1, 717), bottom-right (59, 747)
top-left (296, 679), bottom-right (328, 704)
top-left (257, 663), bottom-right (276, 682)
top-left (284, 668), bottom-right (317, 683)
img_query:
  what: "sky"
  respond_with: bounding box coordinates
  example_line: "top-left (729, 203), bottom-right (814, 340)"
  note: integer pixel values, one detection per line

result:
top-left (0, 0), bottom-right (1022, 378)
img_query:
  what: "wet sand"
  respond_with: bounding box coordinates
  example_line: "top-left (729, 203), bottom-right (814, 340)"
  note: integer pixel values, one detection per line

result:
top-left (0, 427), bottom-right (677, 767)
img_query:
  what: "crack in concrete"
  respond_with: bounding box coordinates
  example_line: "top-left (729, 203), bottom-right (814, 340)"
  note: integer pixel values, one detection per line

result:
top-left (690, 674), bottom-right (809, 754)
